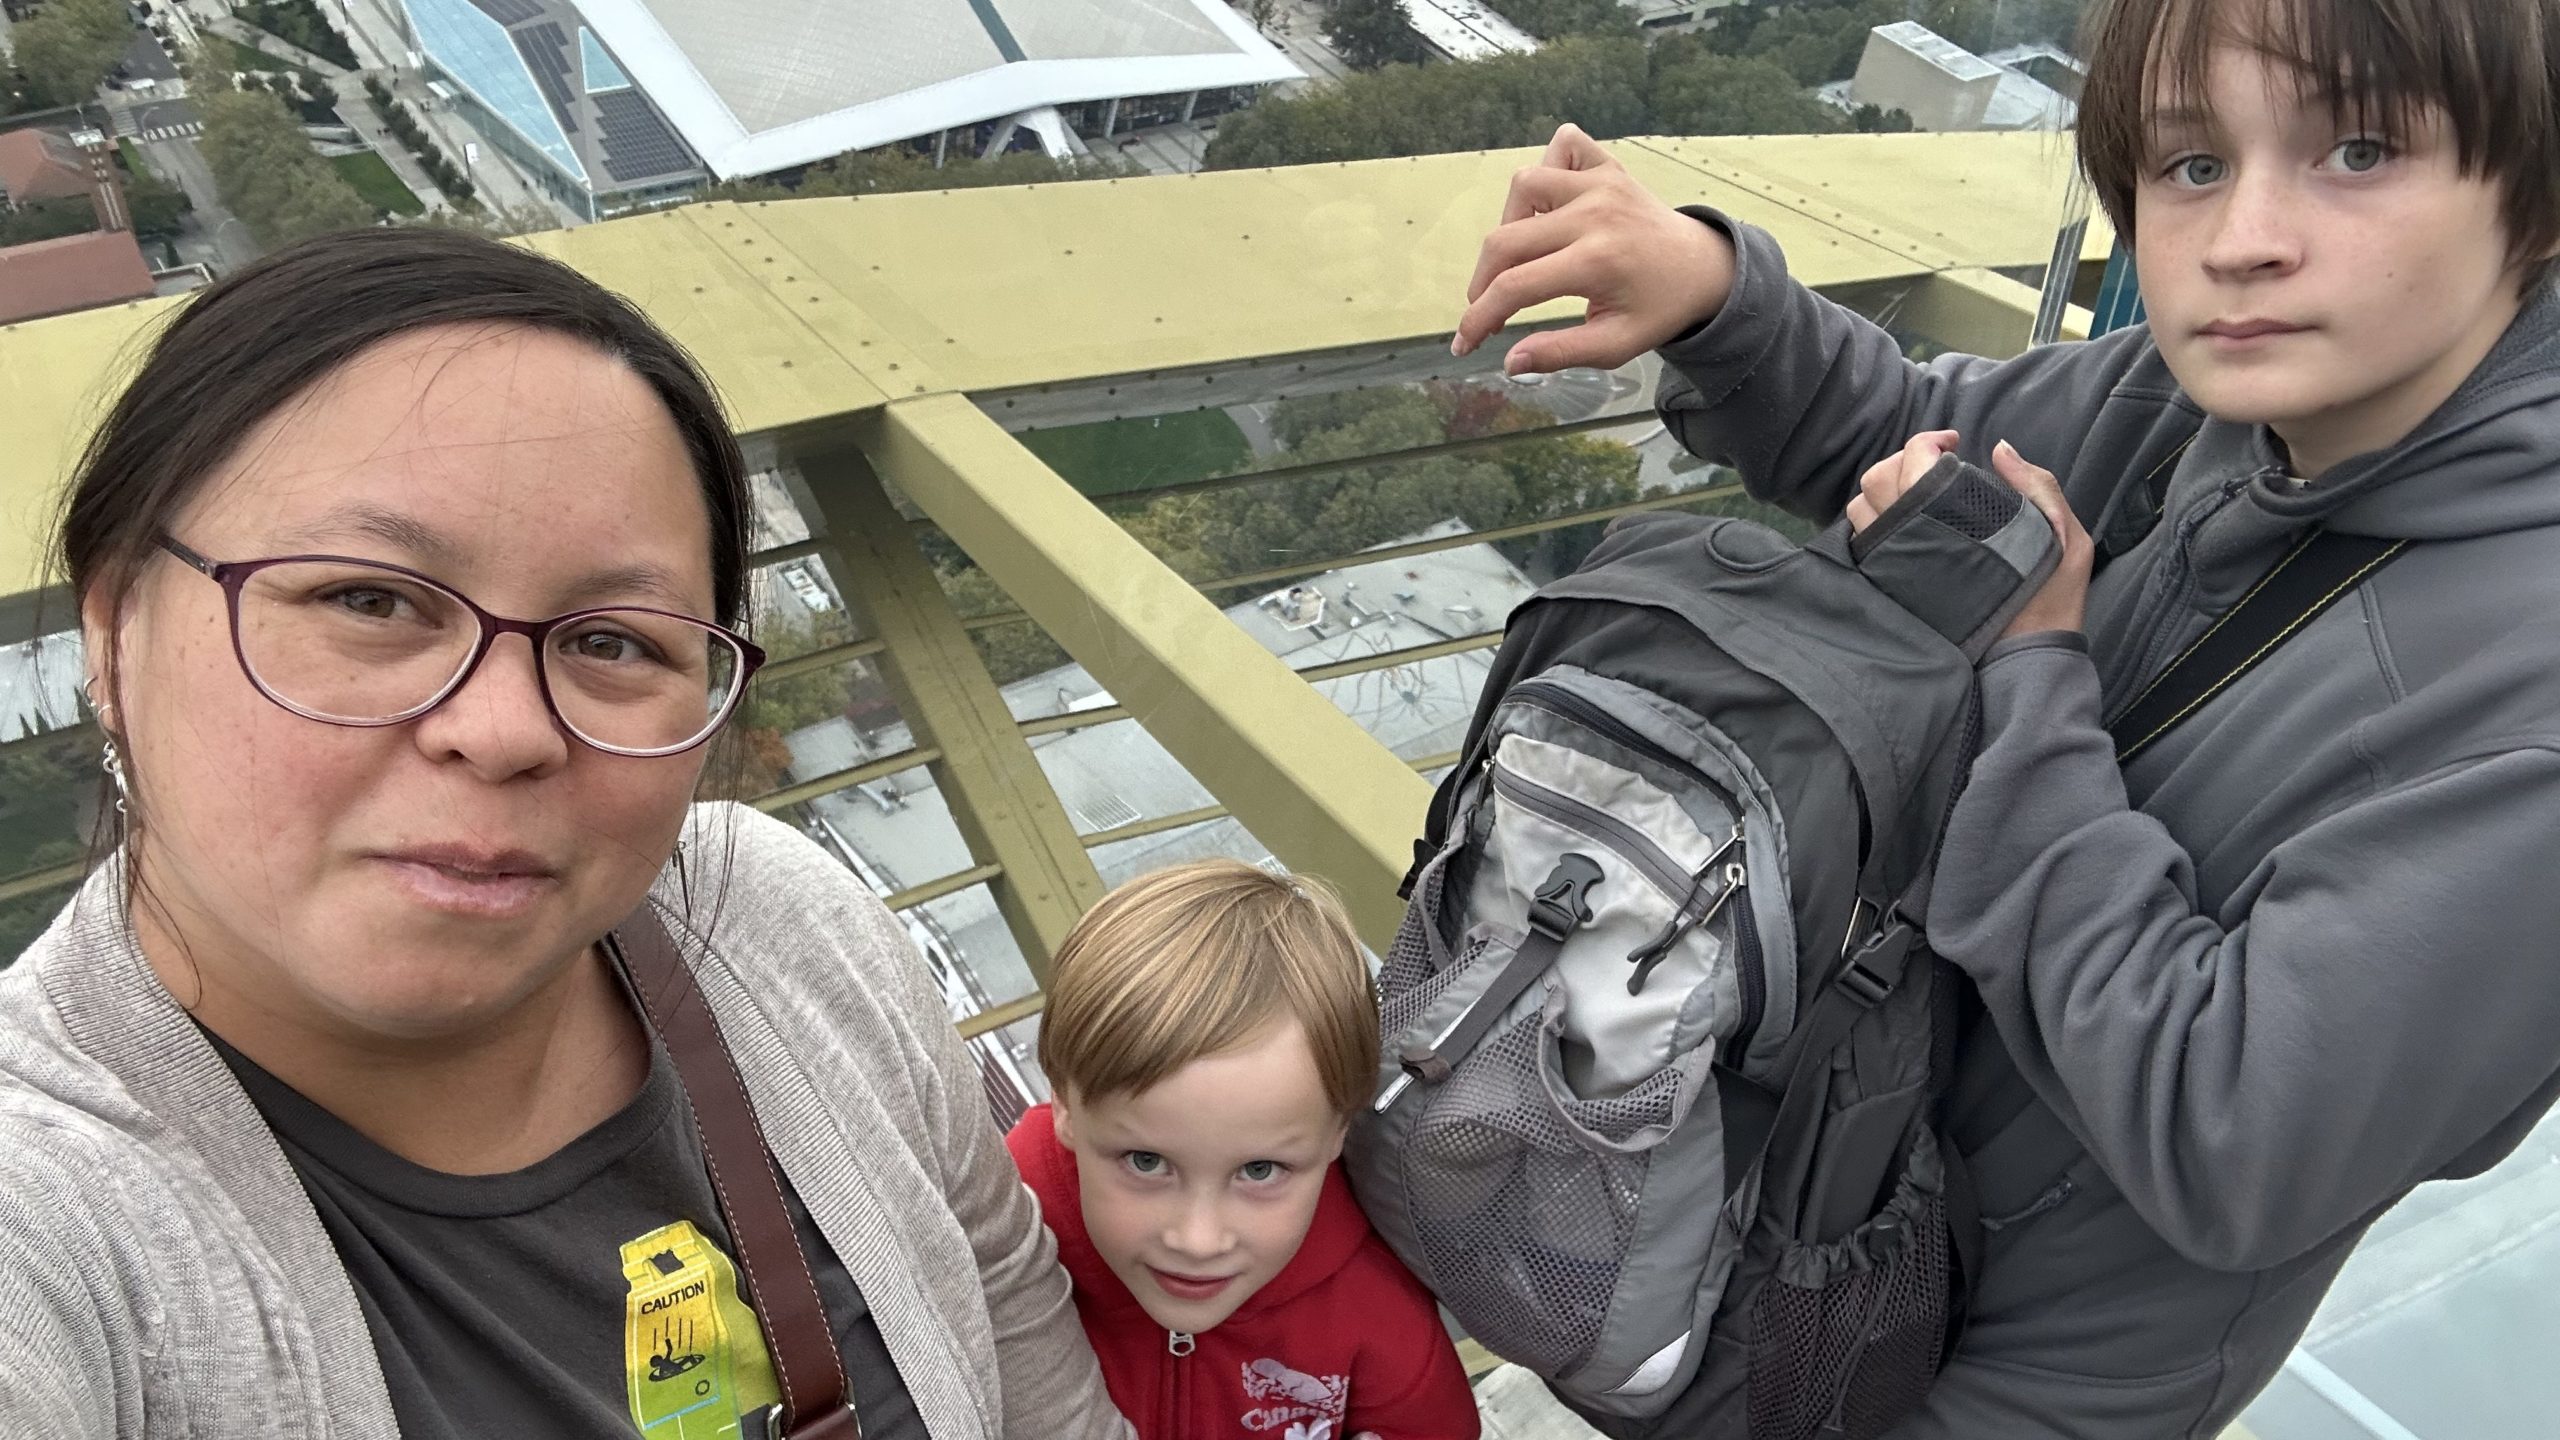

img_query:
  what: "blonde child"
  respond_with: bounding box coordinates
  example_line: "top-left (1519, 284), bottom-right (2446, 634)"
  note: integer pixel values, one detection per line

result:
top-left (1007, 860), bottom-right (1479, 1440)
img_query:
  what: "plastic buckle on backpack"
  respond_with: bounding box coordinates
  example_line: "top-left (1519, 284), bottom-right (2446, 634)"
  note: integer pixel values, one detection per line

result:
top-left (1838, 916), bottom-right (1916, 1008)
top-left (1527, 853), bottom-right (1606, 941)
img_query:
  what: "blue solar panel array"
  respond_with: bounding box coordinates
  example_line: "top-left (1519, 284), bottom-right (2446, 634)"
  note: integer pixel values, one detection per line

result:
top-left (593, 90), bottom-right (696, 183)
top-left (410, 0), bottom-right (586, 182)
top-left (419, 0), bottom-right (696, 194)
top-left (513, 21), bottom-right (579, 134)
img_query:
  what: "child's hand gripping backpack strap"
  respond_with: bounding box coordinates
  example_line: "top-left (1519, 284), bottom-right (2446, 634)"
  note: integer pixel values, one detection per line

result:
top-left (1836, 453), bottom-right (2063, 661)
top-left (609, 910), bottom-right (865, 1440)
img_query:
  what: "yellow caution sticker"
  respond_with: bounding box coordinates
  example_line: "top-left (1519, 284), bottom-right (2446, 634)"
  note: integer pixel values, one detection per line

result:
top-left (622, 1220), bottom-right (782, 1439)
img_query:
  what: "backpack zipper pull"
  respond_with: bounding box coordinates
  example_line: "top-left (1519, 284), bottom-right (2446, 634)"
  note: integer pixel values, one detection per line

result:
top-left (1626, 829), bottom-right (1746, 996)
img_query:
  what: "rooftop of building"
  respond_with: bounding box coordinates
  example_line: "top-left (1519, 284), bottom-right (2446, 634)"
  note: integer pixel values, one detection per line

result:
top-left (1402, 0), bottom-right (1542, 61)
top-left (0, 128), bottom-right (93, 206)
top-left (561, 0), bottom-right (1301, 180)
top-left (407, 0), bottom-right (705, 192)
top-left (0, 228), bottom-right (152, 329)
top-left (1869, 19), bottom-right (2005, 83)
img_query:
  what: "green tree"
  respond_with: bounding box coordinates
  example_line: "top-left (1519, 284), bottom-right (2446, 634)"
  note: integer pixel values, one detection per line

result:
top-left (1651, 47), bottom-right (1847, 135)
top-left (920, 386), bottom-right (1656, 685)
top-left (198, 85), bottom-right (373, 247)
top-left (414, 201), bottom-right (558, 236)
top-left (939, 569), bottom-right (1072, 686)
top-left (1322, 0), bottom-right (1420, 71)
top-left (1739, 0), bottom-right (1898, 86)
top-left (238, 0), bottom-right (357, 69)
top-left (1207, 36), bottom-right (1660, 168)
top-left (10, 0), bottom-right (129, 108)
top-left (122, 158), bottom-right (192, 237)
top-left (1852, 101), bottom-right (1916, 132)
top-left (0, 722), bottom-right (101, 968)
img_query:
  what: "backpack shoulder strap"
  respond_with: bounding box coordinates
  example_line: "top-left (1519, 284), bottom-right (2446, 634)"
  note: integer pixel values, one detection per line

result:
top-left (2107, 531), bottom-right (2410, 766)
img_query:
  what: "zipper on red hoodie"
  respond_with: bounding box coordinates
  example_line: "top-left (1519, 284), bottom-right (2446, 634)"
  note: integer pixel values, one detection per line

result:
top-left (1161, 1329), bottom-right (1195, 1437)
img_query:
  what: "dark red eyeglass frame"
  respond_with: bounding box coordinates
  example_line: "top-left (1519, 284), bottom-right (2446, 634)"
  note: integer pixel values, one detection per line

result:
top-left (157, 535), bottom-right (767, 758)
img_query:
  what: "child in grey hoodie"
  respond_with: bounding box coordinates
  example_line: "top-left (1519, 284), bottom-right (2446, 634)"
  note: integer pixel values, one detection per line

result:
top-left (1451, 0), bottom-right (2560, 1433)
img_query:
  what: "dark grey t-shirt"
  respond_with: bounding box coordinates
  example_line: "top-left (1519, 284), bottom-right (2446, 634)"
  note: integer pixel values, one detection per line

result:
top-left (214, 1033), bottom-right (926, 1440)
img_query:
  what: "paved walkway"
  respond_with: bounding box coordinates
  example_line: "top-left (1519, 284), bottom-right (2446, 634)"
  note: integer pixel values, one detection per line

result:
top-left (328, 73), bottom-right (449, 213)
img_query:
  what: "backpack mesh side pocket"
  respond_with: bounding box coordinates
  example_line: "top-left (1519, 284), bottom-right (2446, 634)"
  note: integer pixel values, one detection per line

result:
top-left (1404, 1003), bottom-right (1685, 1378)
top-left (1744, 1127), bottom-right (1953, 1440)
top-left (1379, 845), bottom-right (1492, 1045)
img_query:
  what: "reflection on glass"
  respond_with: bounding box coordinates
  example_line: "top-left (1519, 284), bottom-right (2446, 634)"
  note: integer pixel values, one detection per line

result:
top-left (1, 629), bottom-right (100, 967)
top-left (708, 648), bottom-right (906, 803)
top-left (745, 552), bottom-right (869, 664)
top-left (2239, 1099), bottom-right (2560, 1439)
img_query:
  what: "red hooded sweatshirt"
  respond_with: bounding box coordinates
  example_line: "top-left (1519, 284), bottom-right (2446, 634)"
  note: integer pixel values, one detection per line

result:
top-left (1007, 1104), bottom-right (1480, 1440)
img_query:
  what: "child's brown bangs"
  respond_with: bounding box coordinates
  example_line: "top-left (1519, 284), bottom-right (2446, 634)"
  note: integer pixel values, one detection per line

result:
top-left (2080, 0), bottom-right (2556, 264)
top-left (2160, 0), bottom-right (2495, 159)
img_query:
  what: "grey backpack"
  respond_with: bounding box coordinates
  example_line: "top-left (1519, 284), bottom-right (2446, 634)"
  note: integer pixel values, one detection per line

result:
top-left (1344, 455), bottom-right (2060, 1439)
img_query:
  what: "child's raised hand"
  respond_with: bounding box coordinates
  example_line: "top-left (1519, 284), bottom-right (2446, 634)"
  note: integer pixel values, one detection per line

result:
top-left (1451, 125), bottom-right (1739, 378)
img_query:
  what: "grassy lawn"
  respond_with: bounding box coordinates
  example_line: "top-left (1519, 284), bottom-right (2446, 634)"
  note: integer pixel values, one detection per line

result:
top-left (331, 151), bottom-right (425, 216)
top-left (217, 35), bottom-right (314, 77)
top-left (1017, 409), bottom-right (1253, 497)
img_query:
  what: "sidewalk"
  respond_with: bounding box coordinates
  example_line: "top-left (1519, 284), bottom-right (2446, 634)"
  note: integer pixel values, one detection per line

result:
top-left (329, 73), bottom-right (449, 213)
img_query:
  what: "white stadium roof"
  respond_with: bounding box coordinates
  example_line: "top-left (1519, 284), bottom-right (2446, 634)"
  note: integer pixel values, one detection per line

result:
top-left (573, 0), bottom-right (1305, 179)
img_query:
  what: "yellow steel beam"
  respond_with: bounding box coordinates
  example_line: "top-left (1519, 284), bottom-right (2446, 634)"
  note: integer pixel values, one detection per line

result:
top-left (1904, 267), bottom-right (2093, 362)
top-left (799, 446), bottom-right (1106, 971)
top-left (1, 132), bottom-right (2079, 606)
top-left (513, 207), bottom-right (891, 436)
top-left (955, 991), bottom-right (1048, 1043)
top-left (863, 393), bottom-right (1431, 946)
top-left (883, 862), bottom-right (1006, 914)
top-left (1638, 132), bottom-right (2114, 274)
top-left (0, 859), bottom-right (82, 906)
top-left (748, 744), bottom-right (941, 813)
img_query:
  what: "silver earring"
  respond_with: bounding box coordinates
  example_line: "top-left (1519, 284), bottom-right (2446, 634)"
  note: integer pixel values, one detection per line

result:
top-left (101, 735), bottom-right (130, 815)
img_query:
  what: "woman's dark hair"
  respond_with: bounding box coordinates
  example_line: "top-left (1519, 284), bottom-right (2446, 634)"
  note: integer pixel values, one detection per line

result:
top-left (51, 227), bottom-right (754, 946)
top-left (60, 226), bottom-right (752, 649)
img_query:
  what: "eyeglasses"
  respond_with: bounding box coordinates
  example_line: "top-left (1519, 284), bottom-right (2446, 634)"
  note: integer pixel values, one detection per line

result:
top-left (158, 535), bottom-right (765, 758)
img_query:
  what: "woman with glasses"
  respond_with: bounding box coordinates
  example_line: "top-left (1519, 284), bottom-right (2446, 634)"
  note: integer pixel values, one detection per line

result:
top-left (0, 228), bottom-right (1130, 1440)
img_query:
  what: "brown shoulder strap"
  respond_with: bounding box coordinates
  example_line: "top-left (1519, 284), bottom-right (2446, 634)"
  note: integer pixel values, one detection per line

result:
top-left (608, 910), bottom-right (864, 1440)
